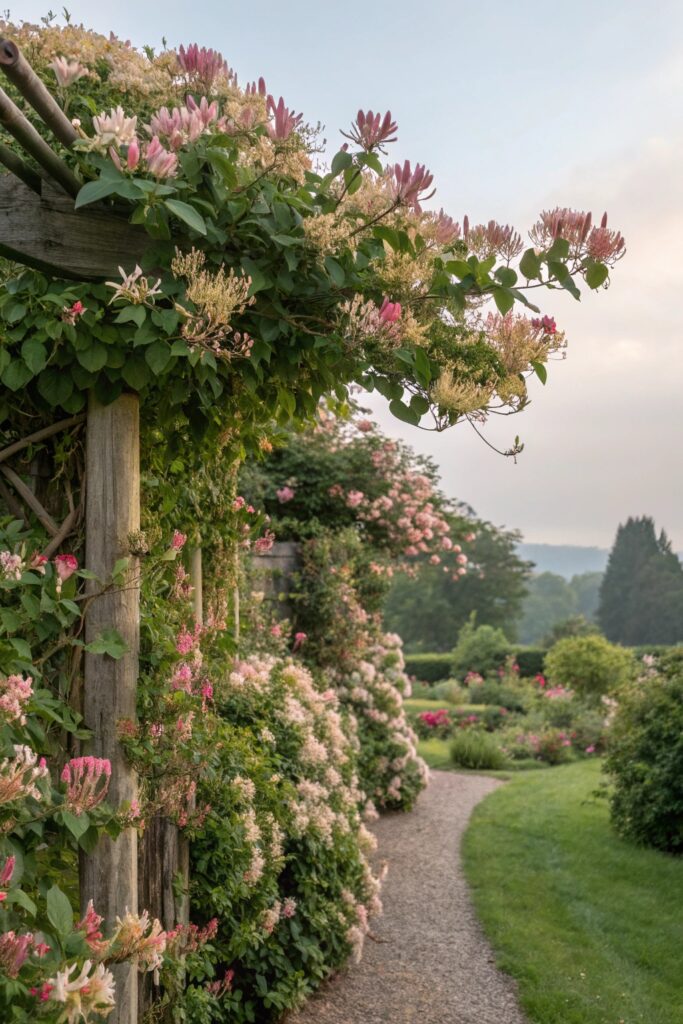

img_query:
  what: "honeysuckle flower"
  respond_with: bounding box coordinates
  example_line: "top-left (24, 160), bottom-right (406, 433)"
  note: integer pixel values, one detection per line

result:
top-left (49, 56), bottom-right (89, 88)
top-left (0, 931), bottom-right (33, 977)
top-left (0, 551), bottom-right (24, 580)
top-left (76, 900), bottom-right (107, 954)
top-left (177, 43), bottom-right (230, 89)
top-left (254, 530), bottom-right (275, 554)
top-left (172, 530), bottom-right (187, 550)
top-left (531, 315), bottom-right (557, 334)
top-left (106, 265), bottom-right (163, 305)
top-left (356, 419), bottom-right (373, 432)
top-left (345, 490), bottom-right (365, 508)
top-left (126, 137), bottom-right (140, 170)
top-left (0, 745), bottom-right (49, 805)
top-left (92, 105), bottom-right (138, 146)
top-left (293, 631), bottom-right (307, 651)
top-left (245, 76), bottom-right (267, 97)
top-left (0, 674), bottom-right (32, 725)
top-left (266, 95), bottom-right (302, 140)
top-left (61, 756), bottom-right (111, 813)
top-left (54, 553), bottom-right (78, 582)
top-left (389, 160), bottom-right (435, 211)
top-left (49, 960), bottom-right (116, 1021)
top-left (276, 485), bottom-right (295, 503)
top-left (379, 298), bottom-right (401, 324)
top-left (185, 94), bottom-right (219, 128)
top-left (144, 135), bottom-right (178, 179)
top-left (341, 109), bottom-right (398, 152)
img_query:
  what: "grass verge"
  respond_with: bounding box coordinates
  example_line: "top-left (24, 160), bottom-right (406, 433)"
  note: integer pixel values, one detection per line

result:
top-left (462, 759), bottom-right (683, 1024)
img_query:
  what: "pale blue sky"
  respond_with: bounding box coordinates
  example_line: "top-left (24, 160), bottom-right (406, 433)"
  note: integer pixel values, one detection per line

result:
top-left (14, 1), bottom-right (683, 545)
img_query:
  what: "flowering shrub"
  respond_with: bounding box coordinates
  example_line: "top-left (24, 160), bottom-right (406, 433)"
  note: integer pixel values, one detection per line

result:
top-left (544, 634), bottom-right (634, 702)
top-left (501, 727), bottom-right (574, 765)
top-left (415, 708), bottom-right (452, 738)
top-left (188, 655), bottom-right (385, 1020)
top-left (604, 662), bottom-right (683, 852)
top-left (334, 635), bottom-right (428, 810)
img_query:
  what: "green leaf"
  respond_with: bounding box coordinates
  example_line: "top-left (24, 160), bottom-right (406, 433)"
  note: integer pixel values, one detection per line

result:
top-left (585, 262), bottom-right (609, 289)
top-left (47, 884), bottom-right (73, 938)
top-left (145, 340), bottom-right (172, 375)
top-left (409, 394), bottom-right (430, 415)
top-left (531, 360), bottom-right (548, 384)
top-left (61, 810), bottom-right (90, 841)
top-left (547, 237), bottom-right (570, 261)
top-left (331, 150), bottom-right (354, 175)
top-left (74, 178), bottom-right (122, 209)
top-left (519, 248), bottom-right (541, 280)
top-left (324, 256), bottom-right (345, 287)
top-left (4, 301), bottom-right (27, 324)
top-left (164, 199), bottom-right (207, 235)
top-left (492, 288), bottom-right (515, 315)
top-left (1, 359), bottom-right (33, 391)
top-left (121, 357), bottom-right (152, 390)
top-left (84, 628), bottom-right (129, 659)
top-left (389, 398), bottom-right (419, 425)
top-left (271, 233), bottom-right (300, 247)
top-left (7, 889), bottom-right (37, 917)
top-left (37, 368), bottom-right (74, 407)
top-left (114, 306), bottom-right (147, 328)
top-left (21, 338), bottom-right (47, 374)
top-left (495, 266), bottom-right (518, 288)
top-left (77, 342), bottom-right (108, 373)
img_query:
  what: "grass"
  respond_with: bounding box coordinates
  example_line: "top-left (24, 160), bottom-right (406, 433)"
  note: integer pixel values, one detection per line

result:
top-left (463, 760), bottom-right (683, 1024)
top-left (404, 697), bottom-right (483, 714)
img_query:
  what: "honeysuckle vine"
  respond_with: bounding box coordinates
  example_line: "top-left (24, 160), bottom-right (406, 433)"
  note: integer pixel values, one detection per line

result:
top-left (0, 17), bottom-right (624, 454)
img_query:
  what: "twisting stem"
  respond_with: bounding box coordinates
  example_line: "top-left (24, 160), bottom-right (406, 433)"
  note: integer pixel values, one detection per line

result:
top-left (0, 414), bottom-right (86, 464)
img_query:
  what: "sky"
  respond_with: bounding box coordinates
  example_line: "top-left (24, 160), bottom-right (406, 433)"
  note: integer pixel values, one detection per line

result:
top-left (15, 0), bottom-right (683, 546)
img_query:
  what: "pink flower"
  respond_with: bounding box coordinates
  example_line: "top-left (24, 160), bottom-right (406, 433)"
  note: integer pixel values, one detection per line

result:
top-left (126, 137), bottom-right (140, 170)
top-left (233, 496), bottom-right (246, 510)
top-left (61, 756), bottom-right (111, 814)
top-left (345, 490), bottom-right (365, 508)
top-left (282, 897), bottom-right (297, 918)
top-left (266, 95), bottom-right (302, 140)
top-left (0, 856), bottom-right (14, 888)
top-left (172, 530), bottom-right (187, 550)
top-left (254, 530), bottom-right (275, 554)
top-left (144, 136), bottom-right (178, 179)
top-left (245, 77), bottom-right (267, 97)
top-left (29, 552), bottom-right (48, 574)
top-left (276, 486), bottom-right (295, 503)
top-left (389, 160), bottom-right (435, 211)
top-left (379, 298), bottom-right (401, 324)
top-left (585, 745), bottom-right (596, 754)
top-left (270, 624), bottom-right (282, 638)
top-left (531, 315), bottom-right (557, 335)
top-left (292, 631), bottom-right (307, 651)
top-left (177, 44), bottom-right (229, 88)
top-left (0, 931), bottom-right (33, 977)
top-left (49, 56), bottom-right (89, 88)
top-left (341, 109), bottom-right (398, 152)
top-left (356, 419), bottom-right (374, 432)
top-left (77, 900), bottom-right (107, 953)
top-left (53, 554), bottom-right (78, 592)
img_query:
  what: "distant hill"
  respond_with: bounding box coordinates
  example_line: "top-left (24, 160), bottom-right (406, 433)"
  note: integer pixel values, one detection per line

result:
top-left (516, 543), bottom-right (608, 579)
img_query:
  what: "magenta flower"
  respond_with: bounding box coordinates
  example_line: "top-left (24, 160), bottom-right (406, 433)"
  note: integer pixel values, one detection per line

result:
top-left (172, 530), bottom-right (187, 551)
top-left (389, 160), bottom-right (435, 211)
top-left (276, 485), bottom-right (295, 503)
top-left (379, 298), bottom-right (402, 324)
top-left (341, 109), bottom-right (398, 152)
top-left (531, 315), bottom-right (557, 335)
top-left (266, 95), bottom-right (303, 140)
top-left (76, 900), bottom-right (107, 953)
top-left (0, 931), bottom-right (33, 978)
top-left (292, 631), bottom-right (307, 651)
top-left (245, 77), bottom-right (267, 97)
top-left (126, 137), bottom-right (140, 170)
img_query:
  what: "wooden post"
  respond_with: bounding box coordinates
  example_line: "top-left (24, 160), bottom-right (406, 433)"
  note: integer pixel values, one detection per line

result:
top-left (81, 393), bottom-right (140, 1024)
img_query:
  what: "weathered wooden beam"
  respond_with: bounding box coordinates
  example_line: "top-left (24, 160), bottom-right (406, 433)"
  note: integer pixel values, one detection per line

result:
top-left (0, 40), bottom-right (79, 149)
top-left (0, 177), bottom-right (149, 279)
top-left (0, 85), bottom-right (79, 196)
top-left (81, 392), bottom-right (140, 1024)
top-left (0, 142), bottom-right (40, 192)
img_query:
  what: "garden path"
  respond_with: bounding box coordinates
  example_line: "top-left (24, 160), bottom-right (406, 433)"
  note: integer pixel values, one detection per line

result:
top-left (288, 770), bottom-right (527, 1024)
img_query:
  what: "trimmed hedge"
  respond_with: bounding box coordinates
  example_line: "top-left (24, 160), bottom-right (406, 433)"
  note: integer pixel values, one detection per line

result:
top-left (404, 652), bottom-right (452, 683)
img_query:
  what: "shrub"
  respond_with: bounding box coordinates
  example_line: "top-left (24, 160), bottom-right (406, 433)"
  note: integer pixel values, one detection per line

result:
top-left (604, 670), bottom-right (683, 852)
top-left (501, 727), bottom-right (573, 765)
top-left (451, 619), bottom-right (512, 678)
top-left (466, 677), bottom-right (528, 713)
top-left (513, 647), bottom-right (547, 677)
top-left (431, 678), bottom-right (467, 703)
top-left (545, 634), bottom-right (634, 701)
top-left (414, 708), bottom-right (453, 739)
top-left (450, 730), bottom-right (507, 770)
top-left (479, 705), bottom-right (512, 732)
top-left (404, 652), bottom-right (452, 683)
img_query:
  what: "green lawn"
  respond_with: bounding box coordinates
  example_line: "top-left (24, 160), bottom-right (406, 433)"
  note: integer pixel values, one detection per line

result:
top-left (463, 760), bottom-right (683, 1024)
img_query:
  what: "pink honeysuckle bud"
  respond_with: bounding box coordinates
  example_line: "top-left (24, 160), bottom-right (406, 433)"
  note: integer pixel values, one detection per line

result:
top-left (127, 137), bottom-right (140, 171)
top-left (292, 631), bottom-right (307, 651)
top-left (0, 856), bottom-right (15, 887)
top-left (245, 77), bottom-right (267, 97)
top-left (54, 554), bottom-right (78, 582)
top-left (341, 109), bottom-right (398, 152)
top-left (389, 160), bottom-right (435, 212)
top-left (379, 298), bottom-right (402, 324)
top-left (266, 95), bottom-right (302, 140)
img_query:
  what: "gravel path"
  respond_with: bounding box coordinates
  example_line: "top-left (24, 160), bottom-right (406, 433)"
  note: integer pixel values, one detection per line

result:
top-left (288, 771), bottom-right (527, 1024)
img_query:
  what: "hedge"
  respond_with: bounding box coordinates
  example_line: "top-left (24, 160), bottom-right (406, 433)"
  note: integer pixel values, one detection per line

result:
top-left (513, 647), bottom-right (547, 677)
top-left (404, 652), bottom-right (452, 683)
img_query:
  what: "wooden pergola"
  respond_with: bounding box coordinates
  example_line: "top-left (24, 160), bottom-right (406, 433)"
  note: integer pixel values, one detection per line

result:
top-left (0, 40), bottom-right (186, 1023)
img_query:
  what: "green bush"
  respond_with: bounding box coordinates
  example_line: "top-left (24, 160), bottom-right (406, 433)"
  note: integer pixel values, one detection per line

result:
top-left (545, 634), bottom-right (634, 701)
top-left (404, 652), bottom-right (452, 683)
top-left (451, 619), bottom-right (512, 678)
top-left (604, 670), bottom-right (683, 852)
top-left (431, 678), bottom-right (466, 703)
top-left (450, 730), bottom-right (507, 770)
top-left (513, 647), bottom-right (547, 677)
top-left (467, 677), bottom-right (528, 713)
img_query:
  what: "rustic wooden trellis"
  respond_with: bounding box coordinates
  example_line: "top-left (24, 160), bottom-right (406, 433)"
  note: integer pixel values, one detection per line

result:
top-left (0, 41), bottom-right (188, 1024)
